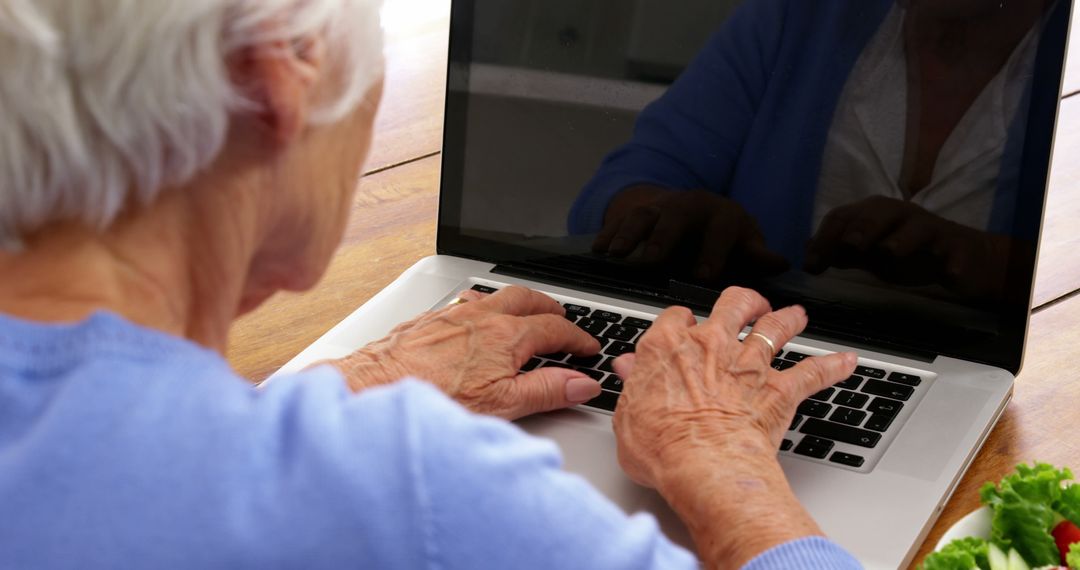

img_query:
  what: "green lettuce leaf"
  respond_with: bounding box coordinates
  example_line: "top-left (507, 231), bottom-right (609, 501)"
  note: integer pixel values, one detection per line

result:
top-left (1057, 483), bottom-right (1080, 527)
top-left (919, 537), bottom-right (990, 570)
top-left (1067, 542), bottom-right (1080, 569)
top-left (979, 463), bottom-right (1072, 567)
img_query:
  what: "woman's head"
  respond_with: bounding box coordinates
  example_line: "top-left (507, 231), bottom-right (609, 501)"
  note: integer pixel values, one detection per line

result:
top-left (0, 0), bottom-right (384, 295)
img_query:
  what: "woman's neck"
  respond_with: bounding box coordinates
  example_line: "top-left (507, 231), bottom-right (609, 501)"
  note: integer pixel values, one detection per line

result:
top-left (0, 178), bottom-right (263, 353)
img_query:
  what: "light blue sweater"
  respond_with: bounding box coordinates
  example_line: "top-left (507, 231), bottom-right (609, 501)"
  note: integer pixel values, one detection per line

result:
top-left (0, 311), bottom-right (862, 569)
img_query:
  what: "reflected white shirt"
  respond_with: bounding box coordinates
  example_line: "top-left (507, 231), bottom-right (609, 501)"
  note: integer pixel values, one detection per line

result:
top-left (813, 5), bottom-right (1040, 232)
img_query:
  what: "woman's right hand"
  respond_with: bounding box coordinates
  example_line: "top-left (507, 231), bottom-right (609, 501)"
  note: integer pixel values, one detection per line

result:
top-left (610, 287), bottom-right (857, 568)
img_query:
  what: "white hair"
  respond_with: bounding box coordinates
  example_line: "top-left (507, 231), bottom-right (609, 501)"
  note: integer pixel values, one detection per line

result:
top-left (0, 0), bottom-right (384, 250)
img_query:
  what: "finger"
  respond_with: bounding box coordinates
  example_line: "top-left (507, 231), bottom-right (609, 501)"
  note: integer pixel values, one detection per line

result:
top-left (782, 352), bottom-right (858, 400)
top-left (840, 201), bottom-right (909, 253)
top-left (650, 305), bottom-right (697, 332)
top-left (641, 209), bottom-right (691, 263)
top-left (805, 207), bottom-right (857, 272)
top-left (593, 212), bottom-right (627, 253)
top-left (694, 209), bottom-right (742, 280)
top-left (708, 287), bottom-right (772, 335)
top-left (515, 314), bottom-right (601, 363)
top-left (608, 206), bottom-right (661, 256)
top-left (738, 305), bottom-right (808, 364)
top-left (506, 367), bottom-right (603, 419)
top-left (612, 353), bottom-right (637, 379)
top-left (472, 285), bottom-right (563, 317)
top-left (880, 217), bottom-right (937, 258)
top-left (450, 289), bottom-right (487, 305)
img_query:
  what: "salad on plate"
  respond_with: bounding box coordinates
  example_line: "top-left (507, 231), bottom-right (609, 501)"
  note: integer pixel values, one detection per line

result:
top-left (921, 463), bottom-right (1080, 570)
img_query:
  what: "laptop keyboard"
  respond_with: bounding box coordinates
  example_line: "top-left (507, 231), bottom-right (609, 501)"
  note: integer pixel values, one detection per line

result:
top-left (467, 283), bottom-right (931, 472)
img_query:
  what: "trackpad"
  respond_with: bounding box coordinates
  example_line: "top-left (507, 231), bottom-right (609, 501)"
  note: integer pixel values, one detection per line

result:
top-left (516, 409), bottom-right (694, 549)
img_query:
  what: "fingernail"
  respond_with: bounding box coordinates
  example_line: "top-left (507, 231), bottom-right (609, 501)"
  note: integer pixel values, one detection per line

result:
top-left (610, 238), bottom-right (628, 253)
top-left (565, 376), bottom-right (601, 404)
top-left (845, 352), bottom-right (858, 366)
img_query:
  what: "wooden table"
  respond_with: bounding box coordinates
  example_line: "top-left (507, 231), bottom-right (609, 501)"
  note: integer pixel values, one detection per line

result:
top-left (227, 3), bottom-right (1080, 567)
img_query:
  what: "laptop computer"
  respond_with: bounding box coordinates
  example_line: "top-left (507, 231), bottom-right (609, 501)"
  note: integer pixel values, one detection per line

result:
top-left (273, 1), bottom-right (1073, 567)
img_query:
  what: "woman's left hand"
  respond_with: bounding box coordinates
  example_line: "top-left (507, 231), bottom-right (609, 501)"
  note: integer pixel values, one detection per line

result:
top-left (329, 286), bottom-right (604, 420)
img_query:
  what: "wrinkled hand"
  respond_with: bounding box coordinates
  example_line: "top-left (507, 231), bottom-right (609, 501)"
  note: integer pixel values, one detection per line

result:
top-left (592, 186), bottom-right (788, 281)
top-left (331, 286), bottom-right (603, 420)
top-left (611, 287), bottom-right (857, 491)
top-left (806, 196), bottom-right (1010, 300)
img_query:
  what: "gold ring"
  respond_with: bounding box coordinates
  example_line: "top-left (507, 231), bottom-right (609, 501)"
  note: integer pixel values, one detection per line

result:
top-left (748, 332), bottom-right (777, 355)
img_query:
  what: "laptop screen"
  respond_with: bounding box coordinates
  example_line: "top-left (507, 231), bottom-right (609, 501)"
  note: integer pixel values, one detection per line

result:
top-left (437, 0), bottom-right (1071, 373)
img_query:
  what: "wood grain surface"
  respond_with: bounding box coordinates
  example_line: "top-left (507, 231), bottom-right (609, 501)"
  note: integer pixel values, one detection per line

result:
top-left (225, 5), bottom-right (1080, 568)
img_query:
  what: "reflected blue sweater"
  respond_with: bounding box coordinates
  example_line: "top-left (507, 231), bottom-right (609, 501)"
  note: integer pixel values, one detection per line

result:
top-left (569, 0), bottom-right (1063, 262)
top-left (0, 312), bottom-right (862, 569)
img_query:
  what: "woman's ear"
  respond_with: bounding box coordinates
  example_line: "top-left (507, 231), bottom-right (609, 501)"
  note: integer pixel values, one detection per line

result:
top-left (230, 33), bottom-right (327, 146)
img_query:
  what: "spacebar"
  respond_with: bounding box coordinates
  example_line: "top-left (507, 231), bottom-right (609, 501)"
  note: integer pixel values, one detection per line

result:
top-left (800, 419), bottom-right (881, 448)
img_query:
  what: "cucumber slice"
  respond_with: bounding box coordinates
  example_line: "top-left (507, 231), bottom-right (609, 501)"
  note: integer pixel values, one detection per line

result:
top-left (989, 544), bottom-right (1009, 570)
top-left (1007, 548), bottom-right (1031, 570)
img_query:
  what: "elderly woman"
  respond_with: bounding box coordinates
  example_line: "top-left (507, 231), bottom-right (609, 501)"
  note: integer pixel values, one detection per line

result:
top-left (0, 1), bottom-right (862, 569)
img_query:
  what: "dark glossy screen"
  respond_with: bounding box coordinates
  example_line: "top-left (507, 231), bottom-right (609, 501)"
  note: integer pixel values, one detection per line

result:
top-left (438, 0), bottom-right (1070, 372)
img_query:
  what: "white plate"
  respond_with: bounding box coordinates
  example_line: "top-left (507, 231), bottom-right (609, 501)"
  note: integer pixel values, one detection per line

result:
top-left (935, 506), bottom-right (993, 551)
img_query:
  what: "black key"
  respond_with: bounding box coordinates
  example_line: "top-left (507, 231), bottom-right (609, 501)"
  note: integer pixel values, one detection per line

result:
top-left (865, 413), bottom-right (895, 432)
top-left (603, 325), bottom-right (640, 342)
top-left (563, 304), bottom-right (591, 318)
top-left (785, 351), bottom-right (810, 362)
top-left (794, 436), bottom-right (834, 459)
top-left (624, 317), bottom-right (653, 329)
top-left (592, 336), bottom-right (611, 350)
top-left (593, 310), bottom-right (623, 323)
top-left (800, 419), bottom-right (881, 448)
top-left (855, 365), bottom-right (886, 379)
top-left (564, 315), bottom-right (579, 324)
top-left (576, 368), bottom-right (605, 381)
top-left (602, 375), bottom-right (624, 392)
top-left (540, 352), bottom-right (568, 362)
top-left (577, 318), bottom-right (609, 336)
top-left (604, 341), bottom-right (635, 357)
top-left (862, 379), bottom-right (913, 401)
top-left (789, 414), bottom-right (804, 431)
top-left (836, 375), bottom-right (864, 390)
top-left (830, 452), bottom-right (865, 468)
top-left (771, 358), bottom-right (796, 371)
top-left (520, 358), bottom-right (541, 372)
top-left (867, 397), bottom-right (903, 418)
top-left (809, 387), bottom-right (835, 402)
top-left (829, 407), bottom-right (868, 427)
top-left (567, 354), bottom-right (604, 368)
top-left (833, 390), bottom-right (869, 409)
top-left (780, 439), bottom-right (794, 452)
top-left (583, 390), bottom-right (619, 412)
top-left (599, 357), bottom-right (615, 373)
top-left (541, 361), bottom-right (574, 370)
top-left (797, 400), bottom-right (831, 418)
top-left (888, 372), bottom-right (922, 386)
top-left (470, 284), bottom-right (498, 294)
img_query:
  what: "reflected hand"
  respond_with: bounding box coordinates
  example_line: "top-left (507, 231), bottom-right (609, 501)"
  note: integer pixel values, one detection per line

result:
top-left (592, 186), bottom-right (787, 280)
top-left (806, 196), bottom-right (1010, 300)
top-left (331, 286), bottom-right (603, 420)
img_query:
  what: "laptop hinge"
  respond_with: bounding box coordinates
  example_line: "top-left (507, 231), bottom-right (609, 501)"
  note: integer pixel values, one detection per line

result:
top-left (492, 262), bottom-right (938, 364)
